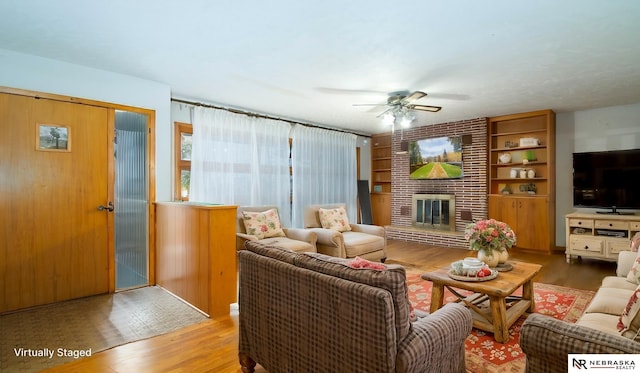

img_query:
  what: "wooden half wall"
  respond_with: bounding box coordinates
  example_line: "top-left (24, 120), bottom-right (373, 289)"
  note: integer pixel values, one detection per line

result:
top-left (155, 202), bottom-right (237, 317)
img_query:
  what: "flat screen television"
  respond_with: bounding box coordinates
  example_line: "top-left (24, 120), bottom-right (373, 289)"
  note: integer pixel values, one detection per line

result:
top-left (409, 135), bottom-right (463, 180)
top-left (573, 148), bottom-right (640, 213)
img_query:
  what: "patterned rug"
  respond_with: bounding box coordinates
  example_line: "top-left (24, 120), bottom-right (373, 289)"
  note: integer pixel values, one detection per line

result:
top-left (0, 286), bottom-right (209, 372)
top-left (406, 272), bottom-right (595, 373)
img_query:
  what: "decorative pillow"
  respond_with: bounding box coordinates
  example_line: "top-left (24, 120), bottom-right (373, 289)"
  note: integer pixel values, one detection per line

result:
top-left (318, 207), bottom-right (352, 232)
top-left (242, 209), bottom-right (286, 239)
top-left (347, 256), bottom-right (387, 271)
top-left (632, 232), bottom-right (640, 252)
top-left (617, 285), bottom-right (640, 340)
top-left (626, 256), bottom-right (640, 284)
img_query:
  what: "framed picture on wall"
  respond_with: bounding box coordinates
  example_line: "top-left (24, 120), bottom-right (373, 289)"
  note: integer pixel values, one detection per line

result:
top-left (37, 124), bottom-right (71, 152)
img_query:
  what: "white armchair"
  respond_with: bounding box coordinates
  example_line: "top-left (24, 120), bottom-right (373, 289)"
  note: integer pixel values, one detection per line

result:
top-left (303, 203), bottom-right (386, 262)
top-left (236, 206), bottom-right (317, 253)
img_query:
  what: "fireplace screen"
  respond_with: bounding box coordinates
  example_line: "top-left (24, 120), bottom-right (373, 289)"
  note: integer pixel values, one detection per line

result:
top-left (412, 194), bottom-right (456, 231)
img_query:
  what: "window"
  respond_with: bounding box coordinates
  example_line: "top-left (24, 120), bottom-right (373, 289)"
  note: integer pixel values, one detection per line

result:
top-left (174, 122), bottom-right (192, 200)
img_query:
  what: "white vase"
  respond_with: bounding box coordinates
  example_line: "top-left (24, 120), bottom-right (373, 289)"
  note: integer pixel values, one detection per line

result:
top-left (499, 153), bottom-right (511, 164)
top-left (497, 248), bottom-right (509, 264)
top-left (477, 249), bottom-right (500, 268)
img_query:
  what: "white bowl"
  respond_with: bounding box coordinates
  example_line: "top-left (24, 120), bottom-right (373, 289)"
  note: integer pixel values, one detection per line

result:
top-left (462, 257), bottom-right (483, 269)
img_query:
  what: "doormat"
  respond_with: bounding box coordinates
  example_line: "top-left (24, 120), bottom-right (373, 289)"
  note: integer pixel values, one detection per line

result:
top-left (406, 271), bottom-right (595, 373)
top-left (0, 286), bottom-right (208, 372)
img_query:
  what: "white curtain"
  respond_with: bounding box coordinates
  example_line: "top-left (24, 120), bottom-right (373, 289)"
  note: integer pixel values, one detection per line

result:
top-left (290, 125), bottom-right (357, 228)
top-left (190, 107), bottom-right (292, 226)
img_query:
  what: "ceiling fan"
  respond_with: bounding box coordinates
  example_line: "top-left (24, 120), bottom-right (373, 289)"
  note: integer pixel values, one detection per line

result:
top-left (353, 90), bottom-right (442, 132)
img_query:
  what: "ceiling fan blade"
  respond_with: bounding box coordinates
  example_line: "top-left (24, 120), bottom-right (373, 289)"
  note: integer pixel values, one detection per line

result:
top-left (376, 107), bottom-right (394, 118)
top-left (407, 104), bottom-right (442, 112)
top-left (401, 91), bottom-right (427, 104)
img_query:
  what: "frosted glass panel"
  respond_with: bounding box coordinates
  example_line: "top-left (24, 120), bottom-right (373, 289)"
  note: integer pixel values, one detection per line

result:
top-left (115, 111), bottom-right (148, 289)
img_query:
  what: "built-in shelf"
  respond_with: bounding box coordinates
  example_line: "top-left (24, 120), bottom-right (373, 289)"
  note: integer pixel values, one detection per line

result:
top-left (491, 161), bottom-right (546, 167)
top-left (491, 177), bottom-right (547, 182)
top-left (487, 109), bottom-right (556, 252)
top-left (371, 133), bottom-right (392, 225)
top-left (490, 128), bottom-right (548, 137)
top-left (491, 145), bottom-right (547, 152)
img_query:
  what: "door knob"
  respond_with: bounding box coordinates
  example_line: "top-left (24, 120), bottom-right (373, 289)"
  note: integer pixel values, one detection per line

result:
top-left (98, 201), bottom-right (114, 212)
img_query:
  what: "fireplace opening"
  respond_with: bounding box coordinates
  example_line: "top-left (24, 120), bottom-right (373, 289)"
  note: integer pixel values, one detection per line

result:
top-left (412, 194), bottom-right (456, 231)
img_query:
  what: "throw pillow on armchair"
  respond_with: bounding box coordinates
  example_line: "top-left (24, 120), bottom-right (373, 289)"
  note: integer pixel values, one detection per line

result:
top-left (242, 209), bottom-right (286, 239)
top-left (318, 206), bottom-right (352, 232)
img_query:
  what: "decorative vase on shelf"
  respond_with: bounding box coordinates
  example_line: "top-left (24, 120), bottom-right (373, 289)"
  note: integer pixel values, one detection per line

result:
top-left (499, 153), bottom-right (512, 164)
top-left (477, 249), bottom-right (500, 268)
top-left (519, 169), bottom-right (527, 179)
top-left (527, 169), bottom-right (535, 179)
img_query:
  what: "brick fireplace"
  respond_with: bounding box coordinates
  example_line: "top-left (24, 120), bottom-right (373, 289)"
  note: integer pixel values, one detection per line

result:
top-left (386, 118), bottom-right (488, 248)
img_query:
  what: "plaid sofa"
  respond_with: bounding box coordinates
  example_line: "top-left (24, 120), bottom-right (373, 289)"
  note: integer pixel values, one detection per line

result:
top-left (520, 251), bottom-right (640, 373)
top-left (520, 313), bottom-right (640, 373)
top-left (238, 240), bottom-right (473, 373)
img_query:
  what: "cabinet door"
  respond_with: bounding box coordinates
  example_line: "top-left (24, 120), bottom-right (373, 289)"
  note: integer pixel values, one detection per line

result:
top-left (371, 193), bottom-right (391, 226)
top-left (488, 196), bottom-right (518, 231)
top-left (516, 197), bottom-right (549, 251)
top-left (489, 196), bottom-right (549, 251)
top-left (487, 195), bottom-right (504, 221)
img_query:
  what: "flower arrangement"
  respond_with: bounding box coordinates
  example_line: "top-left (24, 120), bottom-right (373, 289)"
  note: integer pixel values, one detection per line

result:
top-left (464, 219), bottom-right (516, 252)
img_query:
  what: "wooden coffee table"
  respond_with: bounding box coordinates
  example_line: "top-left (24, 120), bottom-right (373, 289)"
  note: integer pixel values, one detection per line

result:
top-left (421, 261), bottom-right (542, 343)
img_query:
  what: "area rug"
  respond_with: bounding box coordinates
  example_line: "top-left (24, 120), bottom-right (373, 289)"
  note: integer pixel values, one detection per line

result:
top-left (405, 272), bottom-right (595, 373)
top-left (0, 286), bottom-right (209, 372)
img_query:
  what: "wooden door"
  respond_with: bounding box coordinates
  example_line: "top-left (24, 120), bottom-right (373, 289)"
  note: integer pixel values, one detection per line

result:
top-left (0, 93), bottom-right (110, 313)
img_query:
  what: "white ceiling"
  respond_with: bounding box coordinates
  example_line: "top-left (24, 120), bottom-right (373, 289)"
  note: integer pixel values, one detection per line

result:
top-left (0, 0), bottom-right (639, 135)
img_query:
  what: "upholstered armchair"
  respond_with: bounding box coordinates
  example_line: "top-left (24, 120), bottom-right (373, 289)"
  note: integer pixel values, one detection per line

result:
top-left (236, 206), bottom-right (317, 253)
top-left (303, 203), bottom-right (386, 262)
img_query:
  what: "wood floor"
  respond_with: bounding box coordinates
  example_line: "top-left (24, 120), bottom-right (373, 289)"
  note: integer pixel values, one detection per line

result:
top-left (44, 240), bottom-right (616, 373)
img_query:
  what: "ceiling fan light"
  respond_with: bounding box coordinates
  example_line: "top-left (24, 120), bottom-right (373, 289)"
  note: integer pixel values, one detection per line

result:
top-left (400, 115), bottom-right (413, 128)
top-left (382, 112), bottom-right (395, 126)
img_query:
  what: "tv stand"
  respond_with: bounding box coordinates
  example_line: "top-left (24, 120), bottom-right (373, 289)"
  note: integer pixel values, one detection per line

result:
top-left (566, 212), bottom-right (640, 263)
top-left (595, 206), bottom-right (635, 215)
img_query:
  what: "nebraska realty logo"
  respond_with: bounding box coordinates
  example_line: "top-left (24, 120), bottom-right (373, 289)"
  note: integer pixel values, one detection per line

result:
top-left (569, 354), bottom-right (639, 371)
